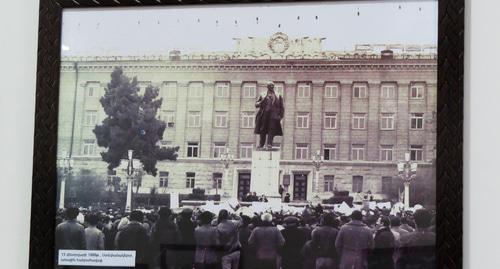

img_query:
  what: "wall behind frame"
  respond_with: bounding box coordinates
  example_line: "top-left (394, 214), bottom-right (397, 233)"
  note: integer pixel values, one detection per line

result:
top-left (0, 0), bottom-right (496, 268)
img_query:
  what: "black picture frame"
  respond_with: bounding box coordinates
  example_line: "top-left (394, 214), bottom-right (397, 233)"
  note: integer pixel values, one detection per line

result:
top-left (30, 0), bottom-right (463, 268)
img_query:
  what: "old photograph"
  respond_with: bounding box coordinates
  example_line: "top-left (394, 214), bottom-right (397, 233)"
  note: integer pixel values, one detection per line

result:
top-left (55, 1), bottom-right (438, 268)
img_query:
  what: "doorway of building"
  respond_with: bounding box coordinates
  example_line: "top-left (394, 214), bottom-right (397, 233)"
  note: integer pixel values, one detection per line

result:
top-left (238, 172), bottom-right (251, 200)
top-left (293, 173), bottom-right (308, 201)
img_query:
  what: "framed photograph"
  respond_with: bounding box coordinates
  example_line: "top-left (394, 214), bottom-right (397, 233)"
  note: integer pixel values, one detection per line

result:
top-left (30, 0), bottom-right (463, 268)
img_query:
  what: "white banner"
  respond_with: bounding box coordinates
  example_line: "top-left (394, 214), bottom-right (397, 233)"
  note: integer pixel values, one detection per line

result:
top-left (58, 250), bottom-right (136, 267)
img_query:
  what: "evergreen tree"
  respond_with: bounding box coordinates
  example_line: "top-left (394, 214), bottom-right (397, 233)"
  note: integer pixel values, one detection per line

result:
top-left (94, 67), bottom-right (179, 176)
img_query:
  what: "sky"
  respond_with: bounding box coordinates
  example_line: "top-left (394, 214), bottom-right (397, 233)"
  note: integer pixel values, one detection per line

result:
top-left (61, 0), bottom-right (438, 56)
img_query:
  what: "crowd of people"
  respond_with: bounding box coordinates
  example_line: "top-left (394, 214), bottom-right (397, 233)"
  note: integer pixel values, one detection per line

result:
top-left (55, 204), bottom-right (436, 269)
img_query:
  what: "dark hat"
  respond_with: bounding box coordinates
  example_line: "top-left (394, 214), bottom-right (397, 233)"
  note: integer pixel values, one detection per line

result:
top-left (283, 216), bottom-right (299, 227)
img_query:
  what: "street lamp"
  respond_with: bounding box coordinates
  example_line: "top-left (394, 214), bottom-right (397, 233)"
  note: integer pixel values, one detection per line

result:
top-left (312, 150), bottom-right (324, 194)
top-left (397, 152), bottom-right (418, 210)
top-left (125, 149), bottom-right (134, 212)
top-left (57, 155), bottom-right (74, 209)
top-left (219, 148), bottom-right (234, 197)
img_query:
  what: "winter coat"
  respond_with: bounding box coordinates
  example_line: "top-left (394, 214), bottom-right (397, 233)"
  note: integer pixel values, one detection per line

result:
top-left (368, 227), bottom-right (395, 269)
top-left (55, 220), bottom-right (86, 251)
top-left (116, 221), bottom-right (150, 266)
top-left (397, 229), bottom-right (436, 269)
top-left (335, 220), bottom-right (374, 269)
top-left (84, 226), bottom-right (105, 250)
top-left (248, 223), bottom-right (285, 261)
top-left (194, 224), bottom-right (220, 265)
top-left (254, 93), bottom-right (284, 136)
top-left (312, 226), bottom-right (339, 259)
top-left (150, 218), bottom-right (180, 268)
top-left (280, 227), bottom-right (309, 269)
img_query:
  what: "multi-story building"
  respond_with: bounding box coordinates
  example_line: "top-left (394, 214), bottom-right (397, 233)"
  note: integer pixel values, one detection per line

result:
top-left (57, 32), bottom-right (437, 202)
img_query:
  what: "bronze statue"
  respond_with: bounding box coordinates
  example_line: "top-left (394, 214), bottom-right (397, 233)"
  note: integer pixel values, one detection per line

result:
top-left (254, 82), bottom-right (284, 150)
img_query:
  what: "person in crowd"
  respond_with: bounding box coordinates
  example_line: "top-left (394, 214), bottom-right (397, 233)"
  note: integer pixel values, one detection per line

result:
top-left (84, 213), bottom-right (105, 250)
top-left (176, 208), bottom-right (197, 269)
top-left (248, 213), bottom-right (285, 269)
top-left (284, 193), bottom-right (291, 203)
top-left (368, 216), bottom-right (395, 269)
top-left (101, 215), bottom-right (115, 250)
top-left (280, 216), bottom-right (309, 269)
top-left (150, 207), bottom-right (180, 269)
top-left (301, 231), bottom-right (319, 269)
top-left (238, 215), bottom-right (254, 269)
top-left (116, 210), bottom-right (150, 268)
top-left (311, 213), bottom-right (339, 269)
top-left (55, 207), bottom-right (86, 251)
top-left (335, 210), bottom-right (374, 269)
top-left (399, 217), bottom-right (415, 233)
top-left (259, 195), bottom-right (269, 202)
top-left (194, 211), bottom-right (220, 269)
top-left (217, 209), bottom-right (241, 269)
top-left (397, 209), bottom-right (436, 269)
top-left (389, 216), bottom-right (409, 266)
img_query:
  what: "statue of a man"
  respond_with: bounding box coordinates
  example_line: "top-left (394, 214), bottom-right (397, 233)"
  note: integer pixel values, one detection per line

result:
top-left (254, 82), bottom-right (284, 150)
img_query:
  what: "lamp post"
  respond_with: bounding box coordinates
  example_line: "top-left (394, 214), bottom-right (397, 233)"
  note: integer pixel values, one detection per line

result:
top-left (219, 148), bottom-right (234, 197)
top-left (397, 152), bottom-right (418, 210)
top-left (125, 150), bottom-right (134, 212)
top-left (57, 155), bottom-right (73, 209)
top-left (312, 150), bottom-right (324, 195)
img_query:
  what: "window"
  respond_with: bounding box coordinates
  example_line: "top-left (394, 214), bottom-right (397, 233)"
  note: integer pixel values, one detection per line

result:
top-left (353, 176), bottom-right (364, 193)
top-left (162, 82), bottom-right (177, 98)
top-left (214, 112), bottom-right (228, 128)
top-left (82, 139), bottom-right (96, 156)
top-left (351, 144), bottom-right (365, 161)
top-left (187, 142), bottom-right (199, 158)
top-left (381, 84), bottom-right (396, 99)
top-left (160, 110), bottom-right (175, 128)
top-left (241, 112), bottom-right (255, 128)
top-left (213, 143), bottom-right (227, 158)
top-left (324, 83), bottom-right (339, 98)
top-left (381, 176), bottom-right (392, 194)
top-left (274, 82), bottom-right (285, 97)
top-left (324, 112), bottom-right (338, 129)
top-left (324, 175), bottom-right (335, 192)
top-left (138, 81), bottom-right (151, 95)
top-left (297, 83), bottom-right (311, 98)
top-left (242, 83), bottom-right (256, 98)
top-left (410, 145), bottom-right (424, 161)
top-left (295, 144), bottom-right (309, 160)
top-left (87, 86), bottom-right (96, 97)
top-left (215, 82), bottom-right (230, 98)
top-left (188, 82), bottom-right (203, 97)
top-left (187, 111), bottom-right (201, 127)
top-left (353, 84), bottom-right (368, 98)
top-left (106, 170), bottom-right (120, 187)
top-left (296, 112), bottom-right (310, 128)
top-left (240, 143), bottom-right (253, 159)
top-left (213, 173), bottom-right (223, 189)
top-left (323, 144), bottom-right (337, 160)
top-left (186, 172), bottom-right (196, 188)
top-left (84, 110), bottom-right (97, 126)
top-left (410, 113), bottom-right (424, 130)
top-left (380, 113), bottom-right (395, 130)
top-left (380, 145), bottom-right (394, 161)
top-left (352, 113), bottom-right (366, 129)
top-left (410, 84), bottom-right (425, 99)
top-left (159, 171), bottom-right (169, 188)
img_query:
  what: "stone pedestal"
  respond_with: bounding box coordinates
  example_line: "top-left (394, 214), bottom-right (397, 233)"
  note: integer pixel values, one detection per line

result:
top-left (251, 150), bottom-right (281, 198)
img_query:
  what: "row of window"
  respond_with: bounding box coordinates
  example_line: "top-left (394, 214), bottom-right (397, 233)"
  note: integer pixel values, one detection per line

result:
top-left (84, 138), bottom-right (425, 161)
top-left (86, 82), bottom-right (427, 100)
top-left (156, 110), bottom-right (426, 130)
top-left (85, 109), bottom-right (425, 130)
top-left (156, 172), bottom-right (391, 195)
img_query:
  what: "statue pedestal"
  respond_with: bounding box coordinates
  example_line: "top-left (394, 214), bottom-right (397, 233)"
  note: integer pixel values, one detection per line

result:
top-left (251, 149), bottom-right (281, 199)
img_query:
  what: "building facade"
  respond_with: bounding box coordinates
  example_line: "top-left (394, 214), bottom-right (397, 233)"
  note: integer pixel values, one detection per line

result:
top-left (57, 33), bottom-right (437, 202)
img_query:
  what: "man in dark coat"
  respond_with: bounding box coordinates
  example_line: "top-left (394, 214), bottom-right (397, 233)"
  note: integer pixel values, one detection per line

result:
top-left (149, 207), bottom-right (180, 269)
top-left (116, 210), bottom-right (150, 268)
top-left (55, 207), bottom-right (86, 251)
top-left (254, 82), bottom-right (284, 149)
top-left (176, 208), bottom-right (196, 269)
top-left (335, 210), bottom-right (374, 269)
top-left (397, 209), bottom-right (435, 269)
top-left (280, 216), bottom-right (309, 269)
